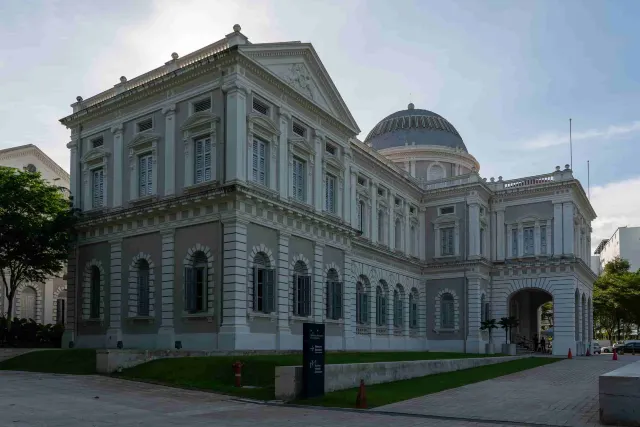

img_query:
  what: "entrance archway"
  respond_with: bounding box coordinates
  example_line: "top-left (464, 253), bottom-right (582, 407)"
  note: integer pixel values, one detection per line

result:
top-left (508, 288), bottom-right (553, 351)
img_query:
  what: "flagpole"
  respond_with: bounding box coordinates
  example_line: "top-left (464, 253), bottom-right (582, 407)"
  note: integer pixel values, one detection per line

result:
top-left (588, 160), bottom-right (590, 199)
top-left (570, 118), bottom-right (573, 170)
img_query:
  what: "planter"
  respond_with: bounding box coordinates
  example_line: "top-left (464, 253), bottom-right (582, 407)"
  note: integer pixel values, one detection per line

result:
top-left (501, 343), bottom-right (517, 355)
top-left (485, 343), bottom-right (495, 355)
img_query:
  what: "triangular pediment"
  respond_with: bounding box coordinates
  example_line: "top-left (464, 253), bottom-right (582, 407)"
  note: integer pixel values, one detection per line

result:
top-left (127, 132), bottom-right (161, 149)
top-left (240, 43), bottom-right (360, 135)
top-left (180, 111), bottom-right (220, 132)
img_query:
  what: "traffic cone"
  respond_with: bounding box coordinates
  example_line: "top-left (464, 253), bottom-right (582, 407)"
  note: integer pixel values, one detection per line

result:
top-left (613, 349), bottom-right (618, 361)
top-left (355, 379), bottom-right (367, 409)
top-left (568, 348), bottom-right (572, 359)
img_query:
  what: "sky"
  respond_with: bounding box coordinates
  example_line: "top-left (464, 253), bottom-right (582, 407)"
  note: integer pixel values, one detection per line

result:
top-left (1, 0), bottom-right (639, 250)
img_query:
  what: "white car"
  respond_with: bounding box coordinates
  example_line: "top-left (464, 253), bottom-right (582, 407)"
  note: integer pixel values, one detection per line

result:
top-left (591, 342), bottom-right (601, 354)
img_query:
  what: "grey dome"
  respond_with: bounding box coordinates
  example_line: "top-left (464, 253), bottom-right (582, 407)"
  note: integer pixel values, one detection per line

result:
top-left (365, 104), bottom-right (467, 152)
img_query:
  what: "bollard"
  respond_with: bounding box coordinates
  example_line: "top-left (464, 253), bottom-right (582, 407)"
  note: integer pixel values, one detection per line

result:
top-left (232, 361), bottom-right (244, 387)
top-left (355, 379), bottom-right (367, 409)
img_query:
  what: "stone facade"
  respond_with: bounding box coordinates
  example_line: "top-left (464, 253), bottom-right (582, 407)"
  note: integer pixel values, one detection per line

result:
top-left (59, 26), bottom-right (597, 356)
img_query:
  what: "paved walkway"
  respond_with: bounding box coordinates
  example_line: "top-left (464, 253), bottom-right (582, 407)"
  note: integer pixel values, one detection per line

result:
top-left (0, 371), bottom-right (509, 427)
top-left (379, 354), bottom-right (638, 427)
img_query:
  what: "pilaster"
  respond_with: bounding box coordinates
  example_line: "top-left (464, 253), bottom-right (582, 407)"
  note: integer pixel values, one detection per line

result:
top-left (403, 202), bottom-right (410, 255)
top-left (157, 229), bottom-right (175, 349)
top-left (496, 209), bottom-right (505, 261)
top-left (553, 202), bottom-right (563, 255)
top-left (106, 239), bottom-right (122, 348)
top-left (534, 221), bottom-right (541, 255)
top-left (419, 207), bottom-right (426, 260)
top-left (219, 219), bottom-right (250, 349)
top-left (388, 192), bottom-right (395, 251)
top-left (66, 134), bottom-right (79, 209)
top-left (349, 171), bottom-right (357, 229)
top-left (469, 203), bottom-right (481, 257)
top-left (163, 104), bottom-right (176, 195)
top-left (313, 134), bottom-right (323, 211)
top-left (313, 243), bottom-right (324, 322)
top-left (278, 110), bottom-right (290, 200)
top-left (61, 246), bottom-right (77, 348)
top-left (111, 124), bottom-right (123, 207)
top-left (343, 255), bottom-right (354, 349)
top-left (371, 182), bottom-right (378, 242)
top-left (224, 82), bottom-right (247, 183)
top-left (343, 154), bottom-right (351, 224)
top-left (562, 202), bottom-right (575, 255)
top-left (276, 232), bottom-right (291, 348)
top-left (466, 277), bottom-right (483, 353)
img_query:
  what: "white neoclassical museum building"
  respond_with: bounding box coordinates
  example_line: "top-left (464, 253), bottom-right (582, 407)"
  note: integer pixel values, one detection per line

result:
top-left (59, 25), bottom-right (596, 356)
top-left (0, 144), bottom-right (70, 325)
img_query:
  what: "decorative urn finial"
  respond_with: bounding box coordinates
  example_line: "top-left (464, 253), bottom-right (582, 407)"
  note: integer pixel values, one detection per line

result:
top-left (233, 24), bottom-right (241, 32)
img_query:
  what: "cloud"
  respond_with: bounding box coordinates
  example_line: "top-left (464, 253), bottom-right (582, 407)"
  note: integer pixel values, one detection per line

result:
top-left (521, 121), bottom-right (640, 150)
top-left (590, 176), bottom-right (640, 251)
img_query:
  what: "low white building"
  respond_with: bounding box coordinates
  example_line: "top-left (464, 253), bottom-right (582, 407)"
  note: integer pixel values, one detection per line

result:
top-left (594, 226), bottom-right (640, 273)
top-left (0, 144), bottom-right (70, 324)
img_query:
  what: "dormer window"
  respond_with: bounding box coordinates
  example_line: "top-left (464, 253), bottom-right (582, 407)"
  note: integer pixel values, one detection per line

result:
top-left (136, 118), bottom-right (153, 133)
top-left (252, 97), bottom-right (269, 116)
top-left (91, 136), bottom-right (104, 148)
top-left (192, 97), bottom-right (211, 113)
top-left (325, 143), bottom-right (336, 156)
top-left (292, 122), bottom-right (306, 138)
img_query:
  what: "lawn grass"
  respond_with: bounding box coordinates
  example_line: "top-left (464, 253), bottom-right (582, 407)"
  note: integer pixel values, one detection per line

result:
top-left (117, 351), bottom-right (505, 400)
top-left (297, 357), bottom-right (560, 408)
top-left (0, 349), bottom-right (96, 375)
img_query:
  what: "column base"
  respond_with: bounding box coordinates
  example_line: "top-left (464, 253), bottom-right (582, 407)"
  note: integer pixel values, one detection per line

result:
top-left (276, 326), bottom-right (293, 350)
top-left (105, 328), bottom-right (122, 349)
top-left (156, 326), bottom-right (175, 349)
top-left (465, 337), bottom-right (485, 354)
top-left (62, 330), bottom-right (75, 349)
top-left (217, 324), bottom-right (251, 350)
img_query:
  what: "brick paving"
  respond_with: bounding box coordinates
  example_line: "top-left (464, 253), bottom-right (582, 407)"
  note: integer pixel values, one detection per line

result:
top-left (378, 355), bottom-right (638, 427)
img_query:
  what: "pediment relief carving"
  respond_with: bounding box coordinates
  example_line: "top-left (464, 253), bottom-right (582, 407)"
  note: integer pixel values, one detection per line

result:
top-left (81, 147), bottom-right (110, 164)
top-left (247, 113), bottom-right (280, 137)
top-left (432, 213), bottom-right (459, 225)
top-left (181, 111), bottom-right (220, 132)
top-left (288, 137), bottom-right (314, 155)
top-left (127, 132), bottom-right (161, 150)
top-left (323, 155), bottom-right (344, 172)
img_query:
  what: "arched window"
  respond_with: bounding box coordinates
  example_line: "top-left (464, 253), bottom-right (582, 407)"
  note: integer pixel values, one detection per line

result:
top-left (90, 266), bottom-right (101, 319)
top-left (393, 289), bottom-right (403, 327)
top-left (409, 291), bottom-right (418, 329)
top-left (376, 286), bottom-right (387, 326)
top-left (185, 251), bottom-right (208, 313)
top-left (441, 293), bottom-right (454, 329)
top-left (137, 259), bottom-right (150, 316)
top-left (20, 286), bottom-right (36, 320)
top-left (356, 282), bottom-right (368, 324)
top-left (480, 294), bottom-right (486, 322)
top-left (293, 260), bottom-right (311, 317)
top-left (326, 268), bottom-right (342, 320)
top-left (395, 219), bottom-right (402, 249)
top-left (378, 210), bottom-right (385, 244)
top-left (428, 164), bottom-right (445, 181)
top-left (253, 252), bottom-right (275, 313)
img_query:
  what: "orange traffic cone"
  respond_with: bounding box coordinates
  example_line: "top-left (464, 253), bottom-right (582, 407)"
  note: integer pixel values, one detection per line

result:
top-left (355, 379), bottom-right (367, 409)
top-left (613, 349), bottom-right (618, 361)
top-left (568, 348), bottom-right (572, 359)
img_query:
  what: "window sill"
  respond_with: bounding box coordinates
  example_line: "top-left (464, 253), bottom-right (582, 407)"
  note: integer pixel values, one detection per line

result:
top-left (289, 315), bottom-right (312, 322)
top-left (127, 316), bottom-right (155, 324)
top-left (130, 195), bottom-right (158, 206)
top-left (182, 312), bottom-right (214, 321)
top-left (289, 199), bottom-right (314, 212)
top-left (184, 180), bottom-right (220, 194)
top-left (82, 318), bottom-right (103, 325)
top-left (434, 255), bottom-right (458, 260)
top-left (248, 311), bottom-right (276, 322)
top-left (323, 211), bottom-right (341, 220)
top-left (324, 318), bottom-right (344, 325)
top-left (434, 327), bottom-right (459, 334)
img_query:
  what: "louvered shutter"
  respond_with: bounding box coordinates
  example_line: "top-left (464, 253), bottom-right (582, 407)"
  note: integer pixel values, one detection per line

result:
top-left (265, 268), bottom-right (275, 313)
top-left (363, 294), bottom-right (369, 324)
top-left (147, 155), bottom-right (153, 194)
top-left (184, 266), bottom-right (196, 312)
top-left (204, 138), bottom-right (212, 182)
top-left (252, 266), bottom-right (258, 311)
top-left (139, 156), bottom-right (147, 196)
top-left (292, 161), bottom-right (298, 199)
top-left (303, 276), bottom-right (311, 317)
top-left (335, 282), bottom-right (343, 319)
top-left (195, 139), bottom-right (204, 184)
top-left (258, 141), bottom-right (266, 184)
top-left (252, 140), bottom-right (258, 182)
top-left (293, 274), bottom-right (299, 315)
top-left (138, 270), bottom-right (149, 316)
top-left (326, 281), bottom-right (332, 318)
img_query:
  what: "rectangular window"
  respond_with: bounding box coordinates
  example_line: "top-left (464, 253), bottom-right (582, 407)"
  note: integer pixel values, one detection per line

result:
top-left (523, 227), bottom-right (534, 255)
top-left (292, 157), bottom-right (306, 202)
top-left (441, 227), bottom-right (454, 256)
top-left (540, 226), bottom-right (547, 254)
top-left (326, 281), bottom-right (343, 320)
top-left (357, 176), bottom-right (366, 186)
top-left (325, 174), bottom-right (336, 213)
top-left (439, 206), bottom-right (455, 215)
top-left (325, 143), bottom-right (336, 156)
top-left (252, 139), bottom-right (267, 185)
top-left (442, 300), bottom-right (454, 328)
top-left (194, 137), bottom-right (212, 184)
top-left (193, 98), bottom-right (211, 113)
top-left (292, 122), bottom-right (306, 137)
top-left (293, 274), bottom-right (312, 317)
top-left (56, 299), bottom-right (66, 325)
top-left (91, 136), bottom-right (104, 148)
top-left (137, 118), bottom-right (153, 133)
top-left (252, 98), bottom-right (269, 116)
top-left (138, 154), bottom-right (153, 197)
top-left (253, 266), bottom-right (275, 313)
top-left (512, 229), bottom-right (518, 257)
top-left (92, 168), bottom-right (104, 208)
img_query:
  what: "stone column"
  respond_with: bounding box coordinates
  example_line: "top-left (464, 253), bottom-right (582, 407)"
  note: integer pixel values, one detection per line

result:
top-left (156, 230), bottom-right (175, 349)
top-left (313, 134), bottom-right (323, 211)
top-left (534, 221), bottom-right (541, 255)
top-left (545, 220), bottom-right (552, 255)
top-left (517, 223), bottom-right (524, 257)
top-left (553, 202), bottom-right (563, 255)
top-left (371, 182), bottom-right (378, 242)
top-left (349, 171), bottom-right (357, 229)
top-left (111, 124), bottom-right (123, 207)
top-left (219, 219), bottom-right (250, 350)
top-left (466, 277), bottom-right (483, 353)
top-left (551, 281), bottom-right (577, 356)
top-left (313, 243), bottom-right (324, 322)
top-left (276, 232), bottom-right (291, 349)
top-left (163, 104), bottom-right (176, 195)
top-left (337, 175), bottom-right (344, 219)
top-left (419, 207), bottom-right (426, 260)
top-left (562, 202), bottom-right (575, 255)
top-left (106, 239), bottom-right (122, 348)
top-left (410, 159), bottom-right (416, 177)
top-left (269, 134), bottom-right (278, 192)
top-left (66, 129), bottom-right (80, 208)
top-left (388, 192), bottom-right (395, 251)
top-left (343, 254), bottom-right (354, 350)
top-left (469, 203), bottom-right (481, 257)
top-left (496, 209), bottom-right (505, 261)
top-left (224, 83), bottom-right (247, 184)
top-left (278, 110), bottom-right (290, 200)
top-left (342, 154), bottom-right (351, 223)
top-left (404, 202), bottom-right (410, 254)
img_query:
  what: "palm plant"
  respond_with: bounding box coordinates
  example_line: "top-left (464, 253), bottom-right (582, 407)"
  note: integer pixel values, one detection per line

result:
top-left (480, 318), bottom-right (499, 342)
top-left (499, 316), bottom-right (519, 344)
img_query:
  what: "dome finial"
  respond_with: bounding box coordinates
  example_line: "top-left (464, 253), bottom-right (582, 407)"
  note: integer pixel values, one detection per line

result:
top-left (408, 102), bottom-right (415, 110)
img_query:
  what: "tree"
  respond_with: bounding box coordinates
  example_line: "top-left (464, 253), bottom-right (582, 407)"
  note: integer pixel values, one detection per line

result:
top-left (540, 302), bottom-right (553, 329)
top-left (0, 167), bottom-right (79, 329)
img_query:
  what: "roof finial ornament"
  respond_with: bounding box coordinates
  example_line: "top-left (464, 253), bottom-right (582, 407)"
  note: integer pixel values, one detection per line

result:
top-left (171, 52), bottom-right (179, 60)
top-left (233, 24), bottom-right (241, 33)
top-left (408, 102), bottom-right (415, 110)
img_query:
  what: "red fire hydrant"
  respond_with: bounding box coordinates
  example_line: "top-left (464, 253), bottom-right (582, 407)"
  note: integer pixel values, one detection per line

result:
top-left (232, 361), bottom-right (243, 387)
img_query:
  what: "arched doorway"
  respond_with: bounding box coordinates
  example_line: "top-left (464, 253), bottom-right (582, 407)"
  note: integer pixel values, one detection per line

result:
top-left (20, 286), bottom-right (37, 321)
top-left (508, 288), bottom-right (553, 351)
